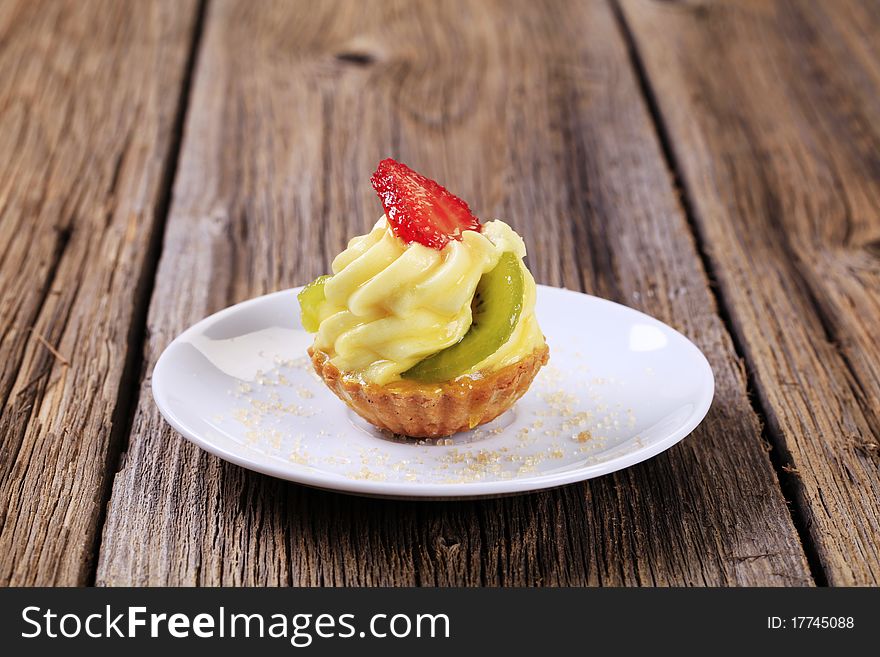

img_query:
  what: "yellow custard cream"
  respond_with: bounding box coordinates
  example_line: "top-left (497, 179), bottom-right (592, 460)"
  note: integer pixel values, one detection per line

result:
top-left (313, 216), bottom-right (544, 385)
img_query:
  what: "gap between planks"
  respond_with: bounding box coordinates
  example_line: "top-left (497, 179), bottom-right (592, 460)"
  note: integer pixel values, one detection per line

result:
top-left (608, 0), bottom-right (824, 586)
top-left (86, 0), bottom-right (211, 586)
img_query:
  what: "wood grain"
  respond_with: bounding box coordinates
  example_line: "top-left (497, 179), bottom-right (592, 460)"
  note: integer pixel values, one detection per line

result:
top-left (94, 0), bottom-right (812, 586)
top-left (0, 0), bottom-right (199, 585)
top-left (620, 0), bottom-right (880, 585)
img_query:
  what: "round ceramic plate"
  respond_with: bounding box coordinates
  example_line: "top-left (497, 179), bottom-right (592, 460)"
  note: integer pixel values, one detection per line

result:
top-left (152, 285), bottom-right (714, 499)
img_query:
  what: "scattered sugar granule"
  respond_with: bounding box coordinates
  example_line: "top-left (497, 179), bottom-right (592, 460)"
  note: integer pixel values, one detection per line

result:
top-left (575, 430), bottom-right (593, 443)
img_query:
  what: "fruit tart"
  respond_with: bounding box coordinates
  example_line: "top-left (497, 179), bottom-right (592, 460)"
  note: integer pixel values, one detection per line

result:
top-left (298, 158), bottom-right (548, 438)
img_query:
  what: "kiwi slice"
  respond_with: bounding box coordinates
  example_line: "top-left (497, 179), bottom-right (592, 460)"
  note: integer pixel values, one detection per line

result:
top-left (402, 251), bottom-right (523, 383)
top-left (297, 274), bottom-right (330, 332)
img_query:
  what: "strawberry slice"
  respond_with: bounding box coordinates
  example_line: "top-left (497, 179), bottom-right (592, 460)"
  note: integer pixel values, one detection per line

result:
top-left (370, 158), bottom-right (481, 249)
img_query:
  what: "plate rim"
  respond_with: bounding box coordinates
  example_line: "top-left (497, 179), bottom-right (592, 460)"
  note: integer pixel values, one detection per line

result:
top-left (151, 285), bottom-right (715, 498)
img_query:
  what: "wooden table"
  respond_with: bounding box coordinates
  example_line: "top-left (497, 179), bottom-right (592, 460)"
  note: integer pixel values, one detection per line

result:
top-left (1, 0), bottom-right (878, 587)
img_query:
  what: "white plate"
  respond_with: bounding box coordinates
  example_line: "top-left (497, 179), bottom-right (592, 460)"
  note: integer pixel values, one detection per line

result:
top-left (152, 286), bottom-right (714, 498)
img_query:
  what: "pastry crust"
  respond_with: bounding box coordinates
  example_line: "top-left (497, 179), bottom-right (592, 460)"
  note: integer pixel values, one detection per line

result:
top-left (309, 344), bottom-right (549, 438)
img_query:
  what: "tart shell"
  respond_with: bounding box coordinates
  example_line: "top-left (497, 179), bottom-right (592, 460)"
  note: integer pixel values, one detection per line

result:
top-left (309, 344), bottom-right (549, 438)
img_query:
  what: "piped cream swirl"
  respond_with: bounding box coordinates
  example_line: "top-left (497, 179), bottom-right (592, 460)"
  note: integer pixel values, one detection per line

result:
top-left (313, 216), bottom-right (544, 385)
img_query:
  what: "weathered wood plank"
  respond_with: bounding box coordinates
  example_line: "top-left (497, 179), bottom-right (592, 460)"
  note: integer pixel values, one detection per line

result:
top-left (97, 0), bottom-right (810, 586)
top-left (621, 0), bottom-right (880, 585)
top-left (0, 0), bottom-right (200, 585)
